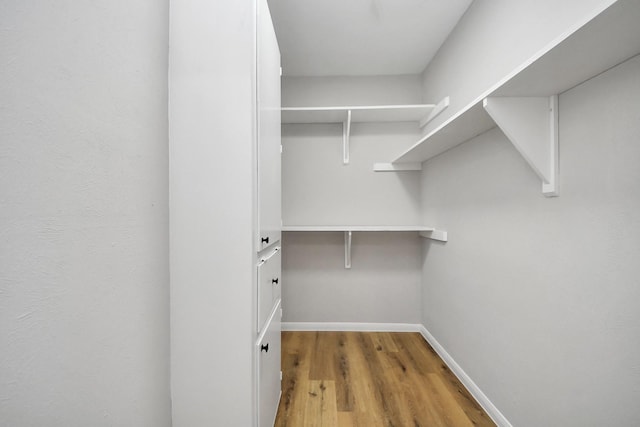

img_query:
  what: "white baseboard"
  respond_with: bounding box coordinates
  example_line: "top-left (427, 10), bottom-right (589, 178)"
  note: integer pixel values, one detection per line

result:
top-left (418, 325), bottom-right (512, 427)
top-left (282, 322), bottom-right (422, 332)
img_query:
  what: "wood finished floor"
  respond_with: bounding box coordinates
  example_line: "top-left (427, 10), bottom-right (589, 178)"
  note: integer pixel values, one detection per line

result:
top-left (274, 331), bottom-right (495, 427)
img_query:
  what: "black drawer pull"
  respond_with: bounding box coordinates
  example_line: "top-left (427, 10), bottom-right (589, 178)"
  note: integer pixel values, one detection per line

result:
top-left (261, 237), bottom-right (269, 244)
top-left (272, 278), bottom-right (279, 285)
top-left (261, 343), bottom-right (269, 353)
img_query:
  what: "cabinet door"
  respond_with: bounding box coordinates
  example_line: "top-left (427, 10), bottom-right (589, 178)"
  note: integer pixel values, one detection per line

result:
top-left (257, 0), bottom-right (281, 251)
top-left (271, 251), bottom-right (281, 308)
top-left (257, 300), bottom-right (281, 427)
top-left (257, 247), bottom-right (281, 333)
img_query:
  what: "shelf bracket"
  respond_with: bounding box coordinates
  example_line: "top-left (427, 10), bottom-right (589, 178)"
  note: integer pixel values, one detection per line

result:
top-left (483, 95), bottom-right (559, 197)
top-left (344, 230), bottom-right (352, 269)
top-left (343, 109), bottom-right (352, 164)
top-left (420, 96), bottom-right (450, 128)
top-left (419, 229), bottom-right (448, 242)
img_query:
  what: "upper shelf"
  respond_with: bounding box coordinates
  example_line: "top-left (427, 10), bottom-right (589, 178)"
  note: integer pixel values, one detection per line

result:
top-left (391, 0), bottom-right (640, 165)
top-left (281, 104), bottom-right (435, 125)
top-left (282, 100), bottom-right (449, 165)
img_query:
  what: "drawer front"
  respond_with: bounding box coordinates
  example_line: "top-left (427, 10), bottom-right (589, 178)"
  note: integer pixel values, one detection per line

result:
top-left (257, 248), bottom-right (281, 332)
top-left (257, 300), bottom-right (281, 427)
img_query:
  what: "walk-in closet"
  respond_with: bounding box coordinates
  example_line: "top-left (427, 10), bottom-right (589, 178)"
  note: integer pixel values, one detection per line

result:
top-left (2, 1), bottom-right (639, 426)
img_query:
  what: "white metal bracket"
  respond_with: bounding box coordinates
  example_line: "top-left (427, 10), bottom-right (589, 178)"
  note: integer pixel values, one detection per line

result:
top-left (419, 229), bottom-right (448, 242)
top-left (420, 96), bottom-right (450, 128)
top-left (344, 231), bottom-right (352, 269)
top-left (343, 109), bottom-right (352, 164)
top-left (483, 95), bottom-right (559, 197)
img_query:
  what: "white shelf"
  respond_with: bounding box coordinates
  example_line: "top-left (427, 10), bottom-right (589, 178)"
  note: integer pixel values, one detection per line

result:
top-left (282, 100), bottom-right (449, 165)
top-left (281, 104), bottom-right (435, 124)
top-left (394, 102), bottom-right (493, 164)
top-left (386, 0), bottom-right (640, 195)
top-left (283, 225), bottom-right (447, 268)
top-left (282, 225), bottom-right (434, 232)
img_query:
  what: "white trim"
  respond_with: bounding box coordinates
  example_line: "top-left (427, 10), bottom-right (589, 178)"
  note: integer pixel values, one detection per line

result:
top-left (282, 322), bottom-right (422, 332)
top-left (418, 325), bottom-right (513, 427)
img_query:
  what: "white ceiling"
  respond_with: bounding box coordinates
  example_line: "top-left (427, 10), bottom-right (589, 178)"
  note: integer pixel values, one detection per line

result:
top-left (267, 0), bottom-right (473, 77)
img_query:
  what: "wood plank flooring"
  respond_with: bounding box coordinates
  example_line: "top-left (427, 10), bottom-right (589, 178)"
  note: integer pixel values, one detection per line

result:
top-left (274, 331), bottom-right (495, 427)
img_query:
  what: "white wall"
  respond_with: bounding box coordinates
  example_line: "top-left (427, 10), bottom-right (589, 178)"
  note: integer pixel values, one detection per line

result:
top-left (283, 122), bottom-right (422, 226)
top-left (0, 1), bottom-right (171, 426)
top-left (284, 231), bottom-right (422, 324)
top-left (422, 54), bottom-right (640, 426)
top-left (169, 1), bottom-right (256, 426)
top-left (418, 1), bottom-right (640, 424)
top-left (282, 74), bottom-right (424, 227)
top-left (283, 74), bottom-right (425, 106)
top-left (281, 75), bottom-right (424, 325)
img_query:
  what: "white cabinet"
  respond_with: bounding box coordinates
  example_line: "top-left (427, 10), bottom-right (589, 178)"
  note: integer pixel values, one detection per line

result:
top-left (257, 300), bottom-right (282, 427)
top-left (257, 0), bottom-right (282, 251)
top-left (169, 0), bottom-right (281, 425)
top-left (256, 0), bottom-right (282, 425)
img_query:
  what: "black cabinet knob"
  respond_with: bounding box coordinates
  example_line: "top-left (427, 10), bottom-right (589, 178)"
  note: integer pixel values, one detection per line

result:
top-left (261, 343), bottom-right (269, 353)
top-left (261, 237), bottom-right (269, 244)
top-left (272, 278), bottom-right (279, 285)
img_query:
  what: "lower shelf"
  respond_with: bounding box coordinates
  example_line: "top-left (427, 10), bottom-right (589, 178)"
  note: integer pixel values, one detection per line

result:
top-left (282, 225), bottom-right (448, 268)
top-left (282, 225), bottom-right (434, 232)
